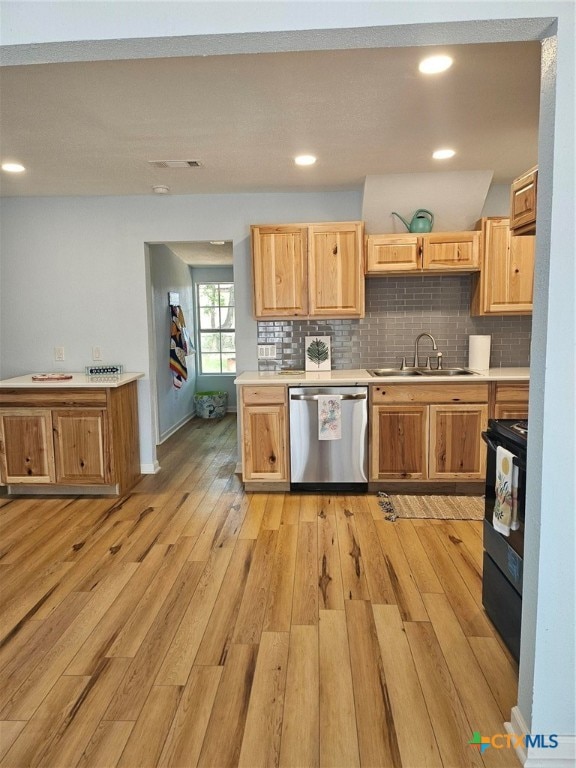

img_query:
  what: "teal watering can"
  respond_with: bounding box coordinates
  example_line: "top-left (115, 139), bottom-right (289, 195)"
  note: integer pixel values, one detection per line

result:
top-left (392, 209), bottom-right (434, 233)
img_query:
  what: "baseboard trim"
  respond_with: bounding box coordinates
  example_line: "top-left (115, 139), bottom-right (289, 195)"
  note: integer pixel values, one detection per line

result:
top-left (507, 707), bottom-right (530, 765)
top-left (141, 460), bottom-right (161, 475)
top-left (158, 412), bottom-right (195, 444)
top-left (6, 483), bottom-right (120, 496)
top-left (244, 481), bottom-right (290, 492)
top-left (506, 707), bottom-right (576, 766)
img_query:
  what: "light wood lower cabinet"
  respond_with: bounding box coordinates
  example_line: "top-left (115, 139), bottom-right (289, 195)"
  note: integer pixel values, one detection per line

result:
top-left (428, 403), bottom-right (488, 479)
top-left (241, 386), bottom-right (288, 483)
top-left (0, 409), bottom-right (55, 483)
top-left (0, 382), bottom-right (140, 494)
top-left (493, 382), bottom-right (529, 420)
top-left (371, 405), bottom-right (428, 479)
top-left (52, 409), bottom-right (109, 484)
top-left (370, 383), bottom-right (489, 482)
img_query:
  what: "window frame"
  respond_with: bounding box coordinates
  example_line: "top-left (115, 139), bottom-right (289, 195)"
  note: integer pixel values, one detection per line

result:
top-left (195, 281), bottom-right (236, 376)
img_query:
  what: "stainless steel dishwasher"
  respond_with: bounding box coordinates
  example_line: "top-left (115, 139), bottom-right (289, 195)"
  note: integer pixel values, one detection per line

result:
top-left (289, 386), bottom-right (368, 491)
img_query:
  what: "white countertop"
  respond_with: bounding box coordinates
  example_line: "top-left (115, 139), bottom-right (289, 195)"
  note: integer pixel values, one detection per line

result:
top-left (235, 367), bottom-right (530, 386)
top-left (0, 372), bottom-right (144, 388)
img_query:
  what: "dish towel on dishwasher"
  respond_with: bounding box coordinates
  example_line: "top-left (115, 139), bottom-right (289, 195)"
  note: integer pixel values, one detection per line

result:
top-left (493, 445), bottom-right (520, 536)
top-left (317, 395), bottom-right (342, 440)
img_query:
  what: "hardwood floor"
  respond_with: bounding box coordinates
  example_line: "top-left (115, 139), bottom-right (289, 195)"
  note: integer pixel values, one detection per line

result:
top-left (0, 414), bottom-right (520, 767)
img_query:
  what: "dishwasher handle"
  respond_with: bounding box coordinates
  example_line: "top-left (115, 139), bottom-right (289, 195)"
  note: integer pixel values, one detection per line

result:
top-left (290, 393), bottom-right (367, 402)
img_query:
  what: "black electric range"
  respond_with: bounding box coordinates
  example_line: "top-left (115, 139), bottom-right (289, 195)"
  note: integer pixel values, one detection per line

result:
top-left (481, 419), bottom-right (528, 662)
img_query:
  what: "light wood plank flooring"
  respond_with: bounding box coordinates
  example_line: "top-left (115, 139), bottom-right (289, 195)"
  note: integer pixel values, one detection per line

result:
top-left (0, 414), bottom-right (520, 767)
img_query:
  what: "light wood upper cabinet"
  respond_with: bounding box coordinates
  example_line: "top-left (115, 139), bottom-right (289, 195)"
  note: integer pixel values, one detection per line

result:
top-left (471, 217), bottom-right (534, 315)
top-left (421, 231), bottom-right (480, 271)
top-left (510, 166), bottom-right (537, 236)
top-left (251, 225), bottom-right (308, 317)
top-left (251, 222), bottom-right (364, 319)
top-left (365, 234), bottom-right (420, 273)
top-left (365, 231), bottom-right (480, 275)
top-left (308, 222), bottom-right (365, 316)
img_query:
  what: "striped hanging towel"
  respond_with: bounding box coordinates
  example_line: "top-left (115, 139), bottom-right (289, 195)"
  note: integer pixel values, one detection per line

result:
top-left (170, 305), bottom-right (189, 389)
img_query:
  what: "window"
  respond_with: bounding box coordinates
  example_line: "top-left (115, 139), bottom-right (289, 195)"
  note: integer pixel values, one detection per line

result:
top-left (197, 282), bottom-right (235, 374)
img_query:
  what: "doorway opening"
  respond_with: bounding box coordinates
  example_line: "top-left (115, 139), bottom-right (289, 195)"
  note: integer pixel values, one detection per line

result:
top-left (147, 240), bottom-right (235, 446)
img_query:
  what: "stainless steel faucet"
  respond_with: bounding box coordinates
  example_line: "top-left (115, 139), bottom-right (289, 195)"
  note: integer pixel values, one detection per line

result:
top-left (401, 332), bottom-right (442, 369)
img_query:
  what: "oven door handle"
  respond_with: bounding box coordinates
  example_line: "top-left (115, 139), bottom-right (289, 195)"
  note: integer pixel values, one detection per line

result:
top-left (513, 455), bottom-right (527, 471)
top-left (481, 431), bottom-right (498, 452)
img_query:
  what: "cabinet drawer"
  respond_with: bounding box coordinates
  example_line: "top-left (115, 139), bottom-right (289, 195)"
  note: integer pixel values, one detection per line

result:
top-left (242, 386), bottom-right (286, 405)
top-left (372, 383), bottom-right (489, 404)
top-left (495, 383), bottom-right (529, 402)
top-left (0, 388), bottom-right (108, 408)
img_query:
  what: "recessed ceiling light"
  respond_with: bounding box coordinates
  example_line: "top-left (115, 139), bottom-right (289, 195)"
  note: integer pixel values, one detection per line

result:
top-left (295, 155), bottom-right (317, 166)
top-left (432, 148), bottom-right (456, 160)
top-left (210, 241), bottom-right (226, 246)
top-left (419, 55), bottom-right (453, 74)
top-left (152, 185), bottom-right (170, 194)
top-left (2, 162), bottom-right (25, 173)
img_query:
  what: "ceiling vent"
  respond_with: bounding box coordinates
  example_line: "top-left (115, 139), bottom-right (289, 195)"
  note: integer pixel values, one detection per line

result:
top-left (148, 160), bottom-right (202, 168)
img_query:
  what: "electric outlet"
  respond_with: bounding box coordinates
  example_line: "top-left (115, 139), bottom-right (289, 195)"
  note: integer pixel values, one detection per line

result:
top-left (54, 346), bottom-right (65, 362)
top-left (257, 344), bottom-right (276, 359)
top-left (92, 346), bottom-right (103, 361)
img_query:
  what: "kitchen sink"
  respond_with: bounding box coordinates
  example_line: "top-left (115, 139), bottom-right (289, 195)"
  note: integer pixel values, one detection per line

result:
top-left (367, 369), bottom-right (421, 377)
top-left (367, 367), bottom-right (478, 377)
top-left (416, 368), bottom-right (478, 376)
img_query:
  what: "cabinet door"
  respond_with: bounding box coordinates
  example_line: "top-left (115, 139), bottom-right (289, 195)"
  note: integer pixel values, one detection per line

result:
top-left (370, 405), bottom-right (428, 480)
top-left (428, 404), bottom-right (488, 479)
top-left (0, 409), bottom-right (55, 483)
top-left (308, 222), bottom-right (365, 317)
top-left (251, 225), bottom-right (308, 318)
top-left (365, 234), bottom-right (420, 273)
top-left (478, 218), bottom-right (534, 314)
top-left (242, 404), bottom-right (287, 481)
top-left (510, 167), bottom-right (537, 234)
top-left (52, 409), bottom-right (110, 484)
top-left (422, 232), bottom-right (480, 271)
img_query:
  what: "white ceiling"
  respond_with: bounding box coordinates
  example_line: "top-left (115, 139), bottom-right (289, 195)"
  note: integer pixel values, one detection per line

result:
top-left (161, 240), bottom-right (233, 265)
top-left (0, 40), bottom-right (541, 198)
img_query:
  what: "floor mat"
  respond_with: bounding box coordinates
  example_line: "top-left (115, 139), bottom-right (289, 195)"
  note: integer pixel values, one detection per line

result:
top-left (377, 492), bottom-right (484, 521)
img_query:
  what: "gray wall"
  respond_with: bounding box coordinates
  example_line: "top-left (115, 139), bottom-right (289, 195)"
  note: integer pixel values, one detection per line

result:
top-left (149, 244), bottom-right (196, 443)
top-left (0, 190), bottom-right (362, 471)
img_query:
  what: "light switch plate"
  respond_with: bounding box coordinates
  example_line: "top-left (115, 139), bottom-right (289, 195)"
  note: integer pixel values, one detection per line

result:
top-left (257, 344), bottom-right (276, 359)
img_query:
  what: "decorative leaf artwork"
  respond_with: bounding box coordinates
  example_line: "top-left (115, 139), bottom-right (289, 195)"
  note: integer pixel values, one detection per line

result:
top-left (305, 336), bottom-right (331, 370)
